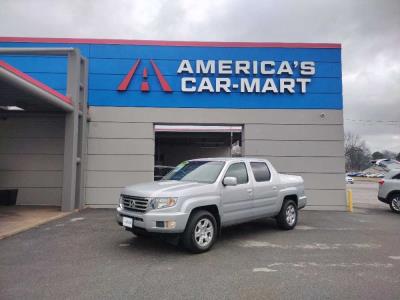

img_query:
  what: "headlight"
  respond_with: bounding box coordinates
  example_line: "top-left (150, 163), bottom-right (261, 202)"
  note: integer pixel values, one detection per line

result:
top-left (150, 197), bottom-right (177, 209)
top-left (118, 195), bottom-right (123, 207)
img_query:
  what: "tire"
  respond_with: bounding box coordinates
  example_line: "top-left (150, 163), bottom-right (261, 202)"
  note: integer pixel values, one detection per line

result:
top-left (276, 199), bottom-right (298, 230)
top-left (389, 193), bottom-right (400, 214)
top-left (182, 210), bottom-right (218, 253)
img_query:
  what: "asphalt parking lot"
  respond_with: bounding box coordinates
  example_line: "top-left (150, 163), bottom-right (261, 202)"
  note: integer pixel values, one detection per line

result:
top-left (1, 205), bottom-right (399, 299)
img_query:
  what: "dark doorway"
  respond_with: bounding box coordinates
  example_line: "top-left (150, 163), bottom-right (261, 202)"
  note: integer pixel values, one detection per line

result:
top-left (154, 125), bottom-right (242, 180)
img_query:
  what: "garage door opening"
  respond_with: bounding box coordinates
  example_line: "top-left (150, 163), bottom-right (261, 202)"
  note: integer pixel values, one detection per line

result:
top-left (154, 125), bottom-right (242, 180)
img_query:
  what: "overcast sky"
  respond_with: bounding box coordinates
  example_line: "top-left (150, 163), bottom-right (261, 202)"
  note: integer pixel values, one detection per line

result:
top-left (1, 0), bottom-right (399, 153)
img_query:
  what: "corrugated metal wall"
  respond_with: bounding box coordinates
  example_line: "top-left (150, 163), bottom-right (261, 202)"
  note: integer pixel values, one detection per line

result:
top-left (0, 114), bottom-right (64, 205)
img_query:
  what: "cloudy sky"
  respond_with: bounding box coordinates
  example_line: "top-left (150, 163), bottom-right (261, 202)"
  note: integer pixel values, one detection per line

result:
top-left (1, 0), bottom-right (399, 153)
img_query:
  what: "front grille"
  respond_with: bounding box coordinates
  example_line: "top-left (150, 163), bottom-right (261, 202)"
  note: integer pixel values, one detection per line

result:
top-left (121, 195), bottom-right (149, 212)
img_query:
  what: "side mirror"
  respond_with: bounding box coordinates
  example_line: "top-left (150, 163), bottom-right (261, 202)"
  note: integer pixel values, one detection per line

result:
top-left (223, 177), bottom-right (237, 186)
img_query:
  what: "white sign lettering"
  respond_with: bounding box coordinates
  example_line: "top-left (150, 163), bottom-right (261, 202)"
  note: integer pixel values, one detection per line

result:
top-left (178, 60), bottom-right (316, 94)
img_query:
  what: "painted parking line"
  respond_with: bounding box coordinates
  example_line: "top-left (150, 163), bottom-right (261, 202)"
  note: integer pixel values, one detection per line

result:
top-left (241, 240), bottom-right (381, 250)
top-left (388, 256), bottom-right (400, 260)
top-left (253, 267), bottom-right (277, 273)
top-left (70, 217), bottom-right (85, 222)
top-left (253, 262), bottom-right (393, 273)
top-left (295, 225), bottom-right (378, 231)
top-left (295, 225), bottom-right (316, 230)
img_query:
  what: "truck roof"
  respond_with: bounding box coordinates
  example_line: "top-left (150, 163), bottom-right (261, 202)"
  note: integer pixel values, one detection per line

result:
top-left (189, 157), bottom-right (267, 163)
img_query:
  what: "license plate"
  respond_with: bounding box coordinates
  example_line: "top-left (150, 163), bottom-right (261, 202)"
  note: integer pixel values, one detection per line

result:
top-left (122, 217), bottom-right (133, 228)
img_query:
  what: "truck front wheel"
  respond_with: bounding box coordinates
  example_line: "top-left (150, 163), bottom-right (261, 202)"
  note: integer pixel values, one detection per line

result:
top-left (276, 199), bottom-right (298, 230)
top-left (182, 210), bottom-right (217, 253)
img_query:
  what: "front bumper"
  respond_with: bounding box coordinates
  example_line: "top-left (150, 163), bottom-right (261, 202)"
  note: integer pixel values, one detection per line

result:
top-left (116, 206), bottom-right (189, 233)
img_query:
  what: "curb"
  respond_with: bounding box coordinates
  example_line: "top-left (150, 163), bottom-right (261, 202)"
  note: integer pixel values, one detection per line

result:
top-left (0, 208), bottom-right (82, 240)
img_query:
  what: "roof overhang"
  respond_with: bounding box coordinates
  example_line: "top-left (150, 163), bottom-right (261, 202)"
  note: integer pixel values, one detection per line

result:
top-left (0, 60), bottom-right (73, 112)
top-left (0, 36), bottom-right (342, 48)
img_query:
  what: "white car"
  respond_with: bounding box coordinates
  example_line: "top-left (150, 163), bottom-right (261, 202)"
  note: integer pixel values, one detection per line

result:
top-left (346, 176), bottom-right (354, 184)
top-left (378, 170), bottom-right (400, 213)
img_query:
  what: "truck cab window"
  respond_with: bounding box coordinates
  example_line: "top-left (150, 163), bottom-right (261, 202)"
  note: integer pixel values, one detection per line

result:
top-left (224, 162), bottom-right (248, 184)
top-left (250, 162), bottom-right (271, 182)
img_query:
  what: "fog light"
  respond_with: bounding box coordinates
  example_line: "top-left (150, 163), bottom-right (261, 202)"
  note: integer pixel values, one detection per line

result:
top-left (165, 221), bottom-right (176, 229)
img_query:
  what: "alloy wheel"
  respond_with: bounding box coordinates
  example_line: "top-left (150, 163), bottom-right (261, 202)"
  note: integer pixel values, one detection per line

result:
top-left (194, 218), bottom-right (214, 248)
top-left (392, 196), bottom-right (400, 212)
top-left (286, 204), bottom-right (296, 226)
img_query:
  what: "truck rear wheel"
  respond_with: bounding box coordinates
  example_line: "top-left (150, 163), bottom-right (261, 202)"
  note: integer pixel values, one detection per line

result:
top-left (389, 193), bottom-right (400, 214)
top-left (276, 199), bottom-right (298, 230)
top-left (182, 210), bottom-right (217, 253)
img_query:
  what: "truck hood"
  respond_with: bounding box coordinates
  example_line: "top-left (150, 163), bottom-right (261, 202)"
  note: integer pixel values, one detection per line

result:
top-left (122, 180), bottom-right (211, 197)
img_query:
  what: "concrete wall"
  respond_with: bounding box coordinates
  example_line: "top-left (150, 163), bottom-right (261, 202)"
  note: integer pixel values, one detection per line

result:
top-left (86, 107), bottom-right (345, 210)
top-left (0, 114), bottom-right (64, 205)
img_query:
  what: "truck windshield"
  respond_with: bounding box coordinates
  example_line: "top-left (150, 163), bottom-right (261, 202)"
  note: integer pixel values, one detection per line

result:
top-left (162, 161), bottom-right (225, 183)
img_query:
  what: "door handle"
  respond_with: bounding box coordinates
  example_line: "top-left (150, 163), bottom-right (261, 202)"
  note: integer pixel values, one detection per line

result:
top-left (247, 188), bottom-right (253, 193)
top-left (272, 186), bottom-right (278, 191)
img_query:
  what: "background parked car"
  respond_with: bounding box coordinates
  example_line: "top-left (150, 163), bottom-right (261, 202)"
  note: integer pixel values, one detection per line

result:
top-left (373, 159), bottom-right (400, 170)
top-left (346, 176), bottom-right (354, 184)
top-left (347, 172), bottom-right (359, 177)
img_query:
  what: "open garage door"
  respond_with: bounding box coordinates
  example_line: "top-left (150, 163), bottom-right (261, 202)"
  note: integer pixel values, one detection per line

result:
top-left (154, 125), bottom-right (242, 180)
top-left (0, 48), bottom-right (88, 211)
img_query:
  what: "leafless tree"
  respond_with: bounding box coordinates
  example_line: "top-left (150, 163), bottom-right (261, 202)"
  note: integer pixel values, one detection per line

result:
top-left (344, 132), bottom-right (371, 171)
top-left (381, 150), bottom-right (396, 159)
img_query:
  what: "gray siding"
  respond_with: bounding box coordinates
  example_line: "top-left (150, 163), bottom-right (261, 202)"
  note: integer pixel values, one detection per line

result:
top-left (87, 155), bottom-right (153, 171)
top-left (86, 187), bottom-right (121, 207)
top-left (90, 107), bottom-right (343, 124)
top-left (86, 107), bottom-right (345, 210)
top-left (88, 138), bottom-right (153, 155)
top-left (0, 115), bottom-right (64, 205)
top-left (86, 171), bottom-right (153, 188)
top-left (89, 122), bottom-right (153, 139)
top-left (265, 156), bottom-right (345, 173)
top-left (244, 124), bottom-right (344, 141)
top-left (86, 111), bottom-right (155, 206)
top-left (245, 140), bottom-right (344, 157)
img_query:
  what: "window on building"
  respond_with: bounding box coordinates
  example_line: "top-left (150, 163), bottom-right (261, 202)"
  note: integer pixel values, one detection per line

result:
top-left (224, 162), bottom-right (248, 184)
top-left (250, 162), bottom-right (271, 182)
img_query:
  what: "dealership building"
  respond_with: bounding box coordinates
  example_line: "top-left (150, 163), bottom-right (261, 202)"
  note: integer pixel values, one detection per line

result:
top-left (0, 37), bottom-right (345, 211)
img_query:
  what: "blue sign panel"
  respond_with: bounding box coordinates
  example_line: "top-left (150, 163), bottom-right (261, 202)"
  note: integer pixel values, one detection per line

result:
top-left (0, 38), bottom-right (342, 109)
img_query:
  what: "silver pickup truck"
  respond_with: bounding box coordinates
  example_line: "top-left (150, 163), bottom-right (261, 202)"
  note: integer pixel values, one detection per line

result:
top-left (116, 157), bottom-right (307, 253)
